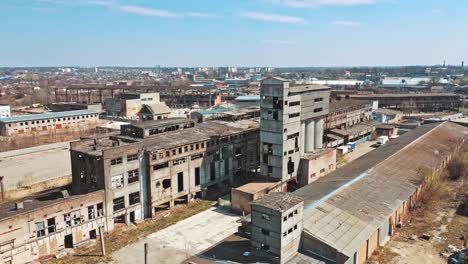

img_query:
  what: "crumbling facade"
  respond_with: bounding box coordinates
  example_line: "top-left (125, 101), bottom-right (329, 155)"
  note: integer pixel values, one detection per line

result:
top-left (259, 77), bottom-right (331, 188)
top-left (70, 117), bottom-right (260, 225)
top-left (0, 191), bottom-right (105, 264)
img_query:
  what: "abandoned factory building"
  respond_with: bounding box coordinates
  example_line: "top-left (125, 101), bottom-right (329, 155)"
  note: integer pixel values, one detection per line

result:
top-left (185, 121), bottom-right (467, 264)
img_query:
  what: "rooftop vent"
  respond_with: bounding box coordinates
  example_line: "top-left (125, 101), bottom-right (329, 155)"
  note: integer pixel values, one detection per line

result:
top-left (15, 202), bottom-right (24, 210)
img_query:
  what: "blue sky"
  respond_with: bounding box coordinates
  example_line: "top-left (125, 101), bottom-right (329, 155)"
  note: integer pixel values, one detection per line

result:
top-left (1, 0), bottom-right (467, 67)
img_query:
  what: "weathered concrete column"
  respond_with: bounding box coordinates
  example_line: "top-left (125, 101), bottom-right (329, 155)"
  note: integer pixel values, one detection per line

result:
top-left (305, 119), bottom-right (315, 152)
top-left (300, 122), bottom-right (305, 156)
top-left (314, 118), bottom-right (324, 149)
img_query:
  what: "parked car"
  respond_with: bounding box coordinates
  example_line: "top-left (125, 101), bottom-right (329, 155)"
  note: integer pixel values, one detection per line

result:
top-left (376, 136), bottom-right (389, 147)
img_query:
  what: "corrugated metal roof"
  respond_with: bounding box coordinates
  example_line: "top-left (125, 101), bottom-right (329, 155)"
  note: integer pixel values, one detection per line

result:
top-left (295, 122), bottom-right (467, 257)
top-left (235, 95), bottom-right (260, 101)
top-left (0, 110), bottom-right (99, 124)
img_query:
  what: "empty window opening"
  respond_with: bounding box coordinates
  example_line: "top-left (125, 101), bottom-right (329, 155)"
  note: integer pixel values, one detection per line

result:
top-left (177, 172), bottom-right (184, 192)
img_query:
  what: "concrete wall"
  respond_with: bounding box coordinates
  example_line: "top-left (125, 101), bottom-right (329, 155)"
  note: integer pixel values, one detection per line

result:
top-left (0, 191), bottom-right (105, 264)
top-left (0, 142), bottom-right (72, 200)
top-left (298, 149), bottom-right (336, 186)
top-left (231, 189), bottom-right (254, 214)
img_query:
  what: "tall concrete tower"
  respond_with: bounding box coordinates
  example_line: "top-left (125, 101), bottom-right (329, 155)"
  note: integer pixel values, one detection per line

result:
top-left (259, 77), bottom-right (330, 189)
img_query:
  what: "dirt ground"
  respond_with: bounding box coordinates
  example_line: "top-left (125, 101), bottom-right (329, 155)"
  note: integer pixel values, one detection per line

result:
top-left (42, 200), bottom-right (214, 264)
top-left (370, 151), bottom-right (468, 264)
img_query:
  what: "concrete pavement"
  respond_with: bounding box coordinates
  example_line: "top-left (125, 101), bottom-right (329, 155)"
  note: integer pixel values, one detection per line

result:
top-left (110, 207), bottom-right (241, 264)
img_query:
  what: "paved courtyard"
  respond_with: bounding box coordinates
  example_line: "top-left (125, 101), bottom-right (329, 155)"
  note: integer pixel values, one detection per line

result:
top-left (110, 207), bottom-right (240, 264)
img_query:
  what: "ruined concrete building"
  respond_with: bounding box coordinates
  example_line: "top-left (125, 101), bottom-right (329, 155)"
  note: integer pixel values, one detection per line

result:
top-left (70, 117), bottom-right (260, 227)
top-left (259, 77), bottom-right (334, 190)
top-left (0, 114), bottom-right (259, 263)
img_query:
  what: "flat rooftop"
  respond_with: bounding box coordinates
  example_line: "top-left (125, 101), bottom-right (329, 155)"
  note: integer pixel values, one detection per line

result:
top-left (289, 84), bottom-right (330, 94)
top-left (0, 141), bottom-right (72, 191)
top-left (0, 188), bottom-right (104, 220)
top-left (349, 93), bottom-right (460, 98)
top-left (127, 118), bottom-right (192, 129)
top-left (302, 148), bottom-right (335, 160)
top-left (329, 98), bottom-right (372, 113)
top-left (234, 182), bottom-right (279, 194)
top-left (251, 192), bottom-right (303, 212)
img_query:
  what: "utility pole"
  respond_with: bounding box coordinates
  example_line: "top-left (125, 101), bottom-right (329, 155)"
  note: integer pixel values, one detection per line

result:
top-left (144, 242), bottom-right (148, 264)
top-left (99, 226), bottom-right (106, 256)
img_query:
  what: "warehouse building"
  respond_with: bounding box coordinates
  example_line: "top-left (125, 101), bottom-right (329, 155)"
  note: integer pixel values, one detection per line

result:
top-left (0, 110), bottom-right (99, 136)
top-left (349, 93), bottom-right (461, 112)
top-left (324, 98), bottom-right (375, 147)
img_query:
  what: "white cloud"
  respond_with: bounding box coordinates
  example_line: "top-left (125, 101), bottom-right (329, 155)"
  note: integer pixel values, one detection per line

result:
top-left (261, 40), bottom-right (296, 45)
top-left (117, 5), bottom-right (178, 18)
top-left (36, 0), bottom-right (215, 19)
top-left (242, 12), bottom-right (306, 24)
top-left (186, 12), bottom-right (215, 18)
top-left (265, 0), bottom-right (377, 8)
top-left (333, 20), bottom-right (361, 26)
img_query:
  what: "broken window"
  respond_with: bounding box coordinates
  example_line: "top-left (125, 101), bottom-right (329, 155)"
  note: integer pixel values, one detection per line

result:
top-left (162, 179), bottom-right (171, 189)
top-left (173, 158), bottom-right (186, 166)
top-left (153, 162), bottom-right (169, 170)
top-left (36, 222), bottom-right (45, 238)
top-left (288, 113), bottom-right (300, 118)
top-left (64, 213), bottom-right (72, 227)
top-left (127, 154), bottom-right (138, 162)
top-left (191, 153), bottom-right (203, 160)
top-left (210, 163), bottom-right (216, 181)
top-left (113, 197), bottom-right (125, 212)
top-left (111, 157), bottom-right (122, 166)
top-left (287, 133), bottom-right (299, 140)
top-left (195, 167), bottom-right (200, 186)
top-left (111, 174), bottom-right (124, 189)
top-left (88, 205), bottom-right (95, 220)
top-left (289, 101), bottom-right (300, 106)
top-left (177, 172), bottom-right (184, 192)
top-left (314, 98), bottom-right (323, 102)
top-left (261, 229), bottom-right (270, 236)
top-left (287, 158), bottom-right (294, 175)
top-left (47, 217), bottom-right (56, 234)
top-left (129, 192), bottom-right (140, 205)
top-left (71, 210), bottom-right (81, 226)
top-left (128, 169), bottom-right (139, 184)
top-left (314, 108), bottom-right (323, 113)
top-left (97, 203), bottom-right (103, 216)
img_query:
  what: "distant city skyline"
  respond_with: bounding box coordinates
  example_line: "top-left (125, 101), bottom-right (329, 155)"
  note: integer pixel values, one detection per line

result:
top-left (1, 0), bottom-right (467, 67)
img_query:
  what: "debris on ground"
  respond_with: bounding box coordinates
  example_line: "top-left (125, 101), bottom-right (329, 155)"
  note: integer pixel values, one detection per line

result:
top-left (420, 233), bottom-right (431, 240)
